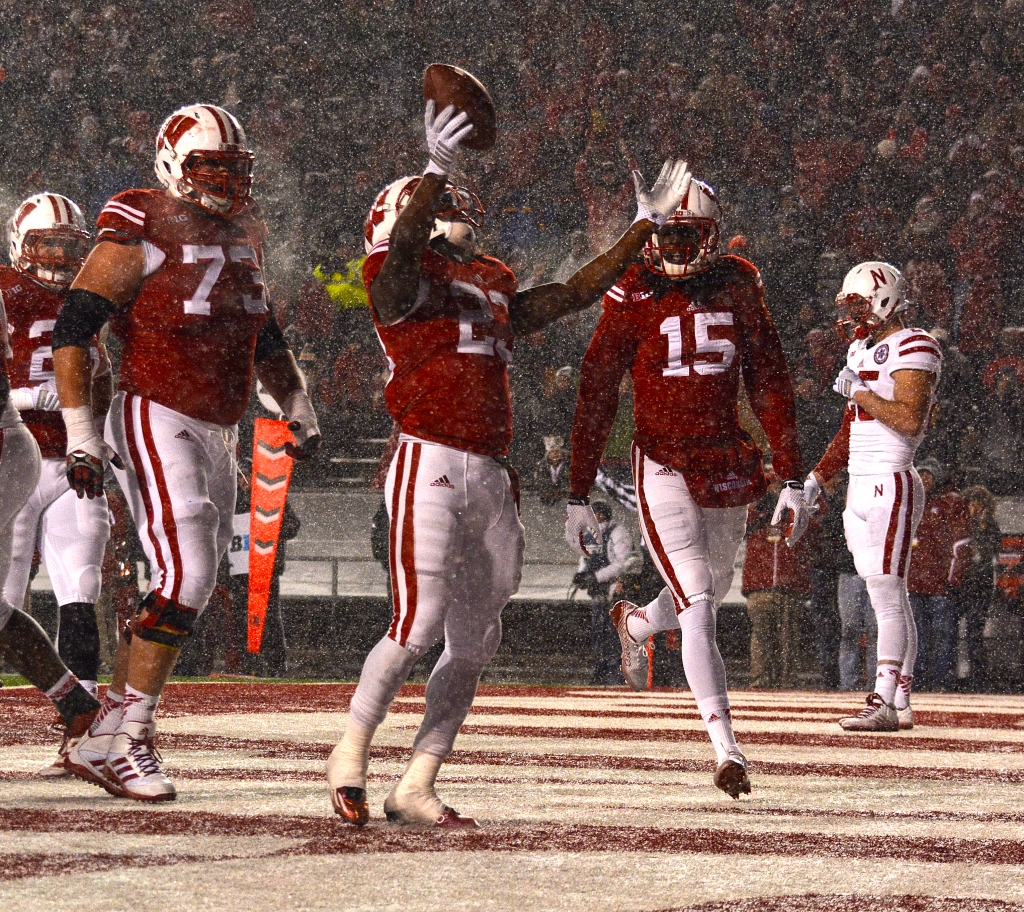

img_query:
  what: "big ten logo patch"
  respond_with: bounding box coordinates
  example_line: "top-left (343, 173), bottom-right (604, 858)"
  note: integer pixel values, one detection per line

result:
top-left (230, 533), bottom-right (250, 554)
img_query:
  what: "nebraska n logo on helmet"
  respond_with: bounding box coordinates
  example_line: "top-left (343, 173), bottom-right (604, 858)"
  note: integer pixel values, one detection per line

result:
top-left (835, 260), bottom-right (908, 343)
top-left (643, 178), bottom-right (722, 278)
top-left (8, 193), bottom-right (91, 288)
top-left (154, 104), bottom-right (254, 217)
top-left (364, 176), bottom-right (485, 254)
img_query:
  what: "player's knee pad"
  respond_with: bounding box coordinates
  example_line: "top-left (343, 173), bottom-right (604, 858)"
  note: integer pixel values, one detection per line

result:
top-left (865, 574), bottom-right (908, 624)
top-left (132, 592), bottom-right (198, 649)
top-left (664, 548), bottom-right (714, 608)
top-left (448, 619), bottom-right (502, 666)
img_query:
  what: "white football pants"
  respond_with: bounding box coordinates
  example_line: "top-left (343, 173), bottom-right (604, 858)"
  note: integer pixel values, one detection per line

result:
top-left (844, 469), bottom-right (923, 579)
top-left (633, 445), bottom-right (748, 616)
top-left (107, 392), bottom-right (237, 613)
top-left (0, 423), bottom-right (42, 629)
top-left (4, 457), bottom-right (110, 609)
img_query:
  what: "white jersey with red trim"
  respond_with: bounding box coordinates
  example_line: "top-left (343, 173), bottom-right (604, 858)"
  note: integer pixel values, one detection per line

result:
top-left (846, 327), bottom-right (942, 476)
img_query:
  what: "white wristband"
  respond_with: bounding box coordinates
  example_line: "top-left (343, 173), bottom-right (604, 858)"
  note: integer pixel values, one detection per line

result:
top-left (282, 389), bottom-right (316, 425)
top-left (9, 388), bottom-right (34, 411)
top-left (61, 405), bottom-right (99, 454)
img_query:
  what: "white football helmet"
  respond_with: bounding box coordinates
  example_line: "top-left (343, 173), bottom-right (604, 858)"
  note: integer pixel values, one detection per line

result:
top-left (8, 193), bottom-right (90, 288)
top-left (154, 104), bottom-right (253, 217)
top-left (364, 176), bottom-right (484, 253)
top-left (643, 178), bottom-right (721, 278)
top-left (835, 261), bottom-right (908, 342)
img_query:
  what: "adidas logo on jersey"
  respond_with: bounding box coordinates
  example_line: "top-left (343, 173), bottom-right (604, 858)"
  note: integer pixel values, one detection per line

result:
top-left (175, 429), bottom-right (192, 441)
top-left (430, 475), bottom-right (454, 489)
top-left (655, 467), bottom-right (675, 476)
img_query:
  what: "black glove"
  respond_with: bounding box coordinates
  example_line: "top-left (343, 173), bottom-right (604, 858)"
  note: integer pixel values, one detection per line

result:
top-left (573, 570), bottom-right (598, 590)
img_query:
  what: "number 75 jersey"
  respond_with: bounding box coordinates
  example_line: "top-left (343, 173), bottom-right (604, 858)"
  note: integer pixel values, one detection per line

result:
top-left (364, 241), bottom-right (517, 457)
top-left (96, 189), bottom-right (270, 425)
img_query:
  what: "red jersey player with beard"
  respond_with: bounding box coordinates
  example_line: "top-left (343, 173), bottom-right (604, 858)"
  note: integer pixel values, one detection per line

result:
top-left (1, 195), bottom-right (113, 777)
top-left (53, 104), bottom-right (319, 803)
top-left (567, 179), bottom-right (808, 799)
top-left (325, 97), bottom-right (692, 828)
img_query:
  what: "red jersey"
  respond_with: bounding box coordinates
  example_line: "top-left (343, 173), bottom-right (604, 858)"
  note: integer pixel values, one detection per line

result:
top-left (570, 256), bottom-right (803, 507)
top-left (0, 266), bottom-right (101, 456)
top-left (96, 189), bottom-right (270, 424)
top-left (364, 239), bottom-right (517, 457)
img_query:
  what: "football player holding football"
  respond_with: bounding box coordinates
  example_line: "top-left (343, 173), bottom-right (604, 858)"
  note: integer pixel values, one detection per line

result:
top-left (804, 262), bottom-right (941, 732)
top-left (0, 268), bottom-right (101, 745)
top-left (567, 179), bottom-right (807, 798)
top-left (53, 104), bottom-right (320, 802)
top-left (325, 98), bottom-right (692, 827)
top-left (1, 193), bottom-right (113, 775)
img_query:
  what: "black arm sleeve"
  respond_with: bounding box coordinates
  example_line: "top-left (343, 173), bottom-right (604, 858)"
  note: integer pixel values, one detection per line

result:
top-left (52, 289), bottom-right (117, 351)
top-left (254, 312), bottom-right (289, 364)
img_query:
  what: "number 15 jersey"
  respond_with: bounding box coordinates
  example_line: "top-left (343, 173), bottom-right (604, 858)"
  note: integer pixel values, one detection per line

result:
top-left (96, 189), bottom-right (270, 425)
top-left (364, 239), bottom-right (517, 458)
top-left (570, 256), bottom-right (802, 506)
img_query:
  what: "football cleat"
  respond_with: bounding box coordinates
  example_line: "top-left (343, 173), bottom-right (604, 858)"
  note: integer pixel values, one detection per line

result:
top-left (897, 705), bottom-right (914, 730)
top-left (104, 724), bottom-right (176, 802)
top-left (609, 600), bottom-right (649, 691)
top-left (331, 786), bottom-right (369, 826)
top-left (713, 751), bottom-right (751, 799)
top-left (839, 692), bottom-right (899, 732)
top-left (384, 801), bottom-right (479, 829)
top-left (65, 728), bottom-right (124, 796)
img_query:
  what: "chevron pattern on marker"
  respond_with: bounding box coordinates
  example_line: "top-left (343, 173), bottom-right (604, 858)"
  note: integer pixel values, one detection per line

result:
top-left (256, 473), bottom-right (288, 492)
top-left (253, 505), bottom-right (281, 525)
top-left (257, 441), bottom-right (289, 461)
top-left (253, 539), bottom-right (276, 555)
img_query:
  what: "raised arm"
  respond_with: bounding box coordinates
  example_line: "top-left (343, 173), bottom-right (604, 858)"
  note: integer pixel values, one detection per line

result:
top-left (371, 102), bottom-right (474, 326)
top-left (510, 161), bottom-right (692, 336)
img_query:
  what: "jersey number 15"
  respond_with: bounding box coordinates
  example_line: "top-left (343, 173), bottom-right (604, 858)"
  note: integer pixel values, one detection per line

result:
top-left (660, 312), bottom-right (735, 377)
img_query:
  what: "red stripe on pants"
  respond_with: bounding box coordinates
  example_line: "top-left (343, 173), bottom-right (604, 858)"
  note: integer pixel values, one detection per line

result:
top-left (633, 444), bottom-right (686, 611)
top-left (897, 471), bottom-right (915, 578)
top-left (138, 399), bottom-right (185, 602)
top-left (387, 443), bottom-right (409, 641)
top-left (397, 444), bottom-right (422, 645)
top-left (123, 396), bottom-right (168, 594)
top-left (883, 471), bottom-right (904, 576)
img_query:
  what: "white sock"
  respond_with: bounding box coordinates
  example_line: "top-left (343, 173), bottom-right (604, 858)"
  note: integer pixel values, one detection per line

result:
top-left (680, 599), bottom-right (738, 763)
top-left (326, 721), bottom-right (376, 790)
top-left (80, 680), bottom-right (98, 697)
top-left (116, 684), bottom-right (159, 733)
top-left (90, 690), bottom-right (124, 737)
top-left (44, 671), bottom-right (78, 701)
top-left (387, 750), bottom-right (446, 821)
top-left (626, 587), bottom-right (681, 642)
top-left (866, 575), bottom-right (908, 705)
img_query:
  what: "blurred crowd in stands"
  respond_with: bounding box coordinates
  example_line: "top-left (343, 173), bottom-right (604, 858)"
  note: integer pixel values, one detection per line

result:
top-left (4, 0), bottom-right (1024, 686)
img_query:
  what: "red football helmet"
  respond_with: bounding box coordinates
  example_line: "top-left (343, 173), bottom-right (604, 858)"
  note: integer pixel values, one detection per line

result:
top-left (8, 193), bottom-right (91, 288)
top-left (154, 104), bottom-right (254, 217)
top-left (364, 176), bottom-right (484, 253)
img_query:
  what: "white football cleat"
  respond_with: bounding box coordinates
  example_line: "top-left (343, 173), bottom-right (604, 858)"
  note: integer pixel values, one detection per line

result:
top-left (66, 729), bottom-right (123, 796)
top-left (714, 750), bottom-right (751, 799)
top-left (609, 600), bottom-right (649, 691)
top-left (105, 723), bottom-right (176, 802)
top-left (839, 693), bottom-right (899, 732)
top-left (897, 705), bottom-right (913, 730)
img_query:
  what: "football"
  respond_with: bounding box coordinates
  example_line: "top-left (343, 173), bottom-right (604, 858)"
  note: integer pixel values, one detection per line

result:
top-left (422, 63), bottom-right (497, 152)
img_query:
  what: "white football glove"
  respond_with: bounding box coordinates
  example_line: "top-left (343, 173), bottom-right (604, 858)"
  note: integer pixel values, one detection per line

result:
top-left (802, 472), bottom-right (821, 509)
top-left (424, 100), bottom-right (474, 177)
top-left (565, 498), bottom-right (603, 558)
top-left (62, 405), bottom-right (124, 499)
top-left (771, 479), bottom-right (811, 547)
top-left (8, 386), bottom-right (59, 411)
top-left (833, 367), bottom-right (868, 399)
top-left (282, 389), bottom-right (322, 462)
top-left (632, 159), bottom-right (692, 227)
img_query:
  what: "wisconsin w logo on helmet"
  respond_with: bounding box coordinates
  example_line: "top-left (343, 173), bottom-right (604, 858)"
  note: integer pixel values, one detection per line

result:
top-left (154, 104), bottom-right (254, 217)
top-left (8, 193), bottom-right (91, 288)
